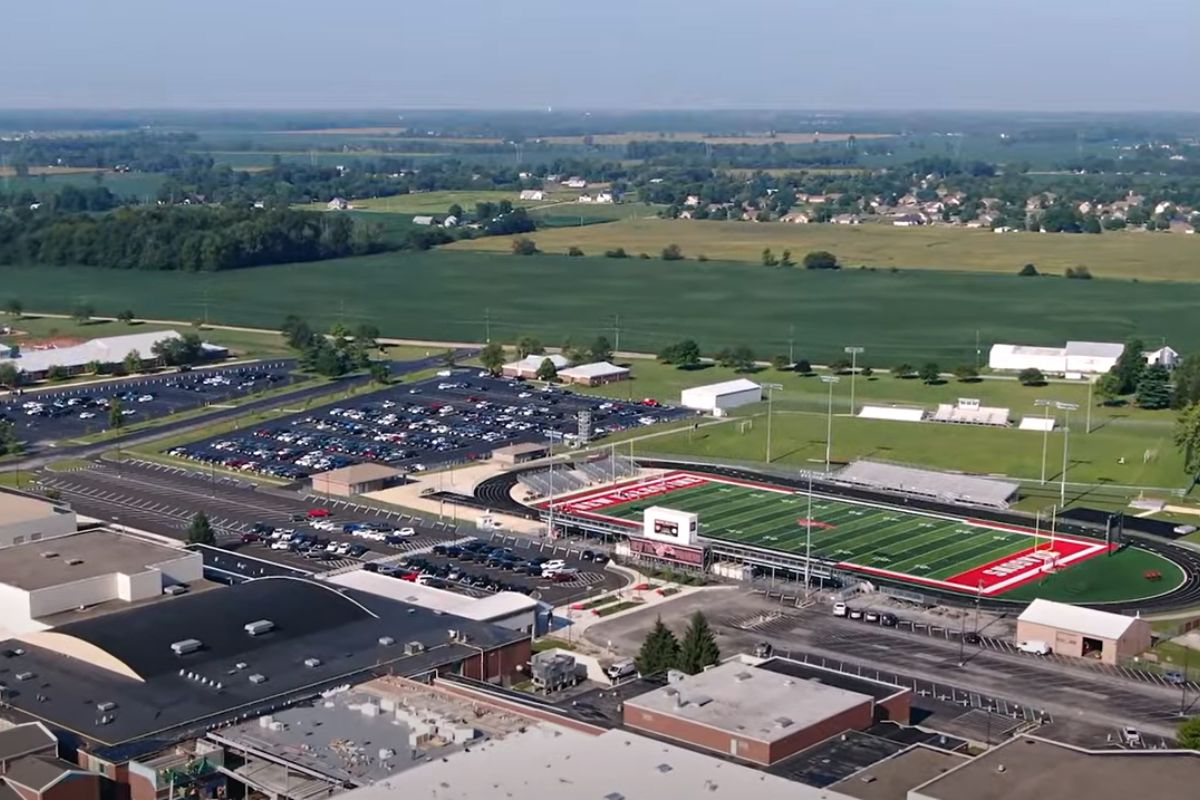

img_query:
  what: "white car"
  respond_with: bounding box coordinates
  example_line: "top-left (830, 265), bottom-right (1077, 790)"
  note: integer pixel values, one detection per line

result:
top-left (137, 394), bottom-right (154, 402)
top-left (395, 527), bottom-right (416, 538)
top-left (78, 411), bottom-right (95, 419)
top-left (832, 602), bottom-right (848, 617)
top-left (1120, 726), bottom-right (1142, 747)
top-left (270, 540), bottom-right (290, 550)
top-left (335, 543), bottom-right (352, 556)
top-left (1017, 640), bottom-right (1051, 655)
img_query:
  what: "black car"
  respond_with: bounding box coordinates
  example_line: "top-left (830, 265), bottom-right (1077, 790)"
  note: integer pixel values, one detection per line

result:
top-left (880, 613), bottom-right (899, 627)
top-left (432, 544), bottom-right (449, 555)
top-left (963, 631), bottom-right (982, 644)
top-left (458, 550), bottom-right (477, 562)
top-left (592, 553), bottom-right (609, 565)
top-left (581, 550), bottom-right (596, 561)
top-left (251, 523), bottom-right (275, 535)
top-left (445, 546), bottom-right (463, 558)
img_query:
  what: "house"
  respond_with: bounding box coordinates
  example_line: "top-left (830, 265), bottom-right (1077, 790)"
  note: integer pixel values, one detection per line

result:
top-left (892, 213), bottom-right (927, 227)
top-left (562, 177), bottom-right (587, 189)
top-left (412, 215), bottom-right (435, 226)
top-left (683, 195), bottom-right (701, 207)
top-left (678, 210), bottom-right (694, 220)
top-left (326, 197), bottom-right (349, 211)
top-left (442, 215), bottom-right (459, 228)
top-left (578, 194), bottom-right (594, 203)
top-left (780, 211), bottom-right (811, 224)
top-left (595, 191), bottom-right (614, 204)
top-left (518, 189), bottom-right (545, 202)
top-left (1155, 201), bottom-right (1174, 216)
top-left (1144, 345), bottom-right (1180, 369)
top-left (832, 213), bottom-right (861, 225)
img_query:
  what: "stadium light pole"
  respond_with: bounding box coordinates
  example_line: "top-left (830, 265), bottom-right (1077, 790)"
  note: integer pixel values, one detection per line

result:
top-left (763, 383), bottom-right (783, 463)
top-left (844, 346), bottom-right (864, 414)
top-left (821, 375), bottom-right (840, 473)
top-left (1058, 402), bottom-right (1079, 508)
top-left (1034, 399), bottom-right (1054, 485)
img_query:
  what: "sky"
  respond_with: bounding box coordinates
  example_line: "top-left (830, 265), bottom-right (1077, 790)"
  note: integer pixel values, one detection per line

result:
top-left (3, 0), bottom-right (1198, 112)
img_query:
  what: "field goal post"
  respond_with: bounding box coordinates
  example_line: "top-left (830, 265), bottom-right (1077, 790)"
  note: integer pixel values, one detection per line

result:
top-left (1105, 511), bottom-right (1125, 551)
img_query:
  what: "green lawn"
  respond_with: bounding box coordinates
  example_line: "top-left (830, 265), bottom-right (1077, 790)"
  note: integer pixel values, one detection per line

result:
top-left (1002, 546), bottom-right (1185, 604)
top-left (448, 217), bottom-right (1200, 282)
top-left (5, 251), bottom-right (1200, 367)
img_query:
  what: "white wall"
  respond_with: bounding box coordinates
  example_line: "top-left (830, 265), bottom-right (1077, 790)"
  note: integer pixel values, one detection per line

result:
top-left (714, 388), bottom-right (763, 411)
top-left (0, 582), bottom-right (33, 629)
top-left (988, 351), bottom-right (1065, 373)
top-left (1064, 355), bottom-right (1119, 374)
top-left (0, 510), bottom-right (77, 549)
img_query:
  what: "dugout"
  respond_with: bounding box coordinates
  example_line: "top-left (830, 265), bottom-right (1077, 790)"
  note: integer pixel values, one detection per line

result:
top-left (1016, 599), bottom-right (1151, 664)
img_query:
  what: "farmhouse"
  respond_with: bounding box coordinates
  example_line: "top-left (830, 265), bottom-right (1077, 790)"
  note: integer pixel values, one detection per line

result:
top-left (988, 340), bottom-right (1175, 376)
top-left (518, 189), bottom-right (544, 201)
top-left (326, 197), bottom-right (349, 210)
top-left (412, 215), bottom-right (435, 226)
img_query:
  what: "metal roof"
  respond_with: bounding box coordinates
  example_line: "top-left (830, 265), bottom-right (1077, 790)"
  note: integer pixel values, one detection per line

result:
top-left (0, 330), bottom-right (182, 374)
top-left (1064, 341), bottom-right (1125, 358)
top-left (1017, 598), bottom-right (1143, 640)
top-left (505, 354), bottom-right (570, 371)
top-left (680, 378), bottom-right (761, 398)
top-left (558, 361), bottom-right (629, 379)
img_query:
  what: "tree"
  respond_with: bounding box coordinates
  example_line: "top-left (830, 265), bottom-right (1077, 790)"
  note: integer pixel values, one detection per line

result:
top-left (604, 247), bottom-right (628, 258)
top-left (661, 243), bottom-right (684, 261)
top-left (589, 336), bottom-right (614, 363)
top-left (1064, 266), bottom-right (1093, 280)
top-left (479, 342), bottom-right (506, 375)
top-left (5, 299), bottom-right (22, 317)
top-left (1111, 338), bottom-right (1147, 395)
top-left (0, 419), bottom-right (21, 456)
top-left (72, 302), bottom-right (94, 324)
top-left (439, 348), bottom-right (457, 367)
top-left (1178, 716), bottom-right (1200, 750)
top-left (1136, 365), bottom-right (1171, 409)
top-left (658, 339), bottom-right (701, 368)
top-left (860, 366), bottom-right (873, 377)
top-left (795, 359), bottom-right (812, 375)
top-left (803, 250), bottom-right (839, 270)
top-left (1082, 215), bottom-right (1102, 234)
top-left (1018, 367), bottom-right (1046, 386)
top-left (829, 358), bottom-right (852, 374)
top-left (771, 354), bottom-right (792, 371)
top-left (368, 360), bottom-right (391, 385)
top-left (1175, 402), bottom-right (1200, 474)
top-left (116, 309), bottom-right (135, 324)
top-left (1096, 370), bottom-right (1123, 406)
top-left (516, 336), bottom-right (544, 359)
top-left (447, 203), bottom-right (464, 218)
top-left (761, 248), bottom-right (778, 267)
top-left (354, 323), bottom-right (380, 350)
top-left (535, 357), bottom-right (558, 382)
top-left (108, 396), bottom-right (124, 430)
top-left (187, 511), bottom-right (216, 546)
top-left (0, 363), bottom-right (20, 388)
top-left (281, 314), bottom-right (315, 350)
top-left (953, 364), bottom-right (979, 382)
top-left (510, 236), bottom-right (538, 255)
top-left (1171, 354), bottom-right (1200, 409)
top-left (1018, 263), bottom-right (1039, 277)
top-left (152, 333), bottom-right (204, 367)
top-left (123, 349), bottom-right (142, 375)
top-left (780, 249), bottom-right (794, 267)
top-left (567, 245), bottom-right (584, 257)
top-left (726, 345), bottom-right (756, 372)
top-left (892, 363), bottom-right (914, 379)
top-left (634, 617), bottom-right (680, 676)
top-left (46, 365), bottom-right (68, 382)
top-left (678, 612), bottom-right (721, 674)
top-left (919, 363), bottom-right (941, 384)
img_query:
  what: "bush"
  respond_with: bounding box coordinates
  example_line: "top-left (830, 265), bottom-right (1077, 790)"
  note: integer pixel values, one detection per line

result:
top-left (803, 250), bottom-right (839, 270)
top-left (795, 359), bottom-right (812, 375)
top-left (697, 253), bottom-right (708, 262)
top-left (639, 252), bottom-right (651, 259)
top-left (892, 363), bottom-right (914, 379)
top-left (1018, 367), bottom-right (1046, 386)
top-left (567, 245), bottom-right (584, 257)
top-left (511, 237), bottom-right (538, 255)
top-left (1018, 263), bottom-right (1039, 277)
top-left (604, 247), bottom-right (628, 258)
top-left (661, 243), bottom-right (684, 261)
top-left (1065, 266), bottom-right (1093, 280)
top-left (953, 364), bottom-right (979, 381)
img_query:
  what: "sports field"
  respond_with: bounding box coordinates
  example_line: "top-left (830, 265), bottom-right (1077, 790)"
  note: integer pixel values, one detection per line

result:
top-left (546, 471), bottom-right (1183, 600)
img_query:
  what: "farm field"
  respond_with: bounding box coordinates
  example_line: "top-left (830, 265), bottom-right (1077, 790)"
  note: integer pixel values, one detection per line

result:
top-left (448, 217), bottom-right (1200, 281)
top-left (539, 131), bottom-right (894, 145)
top-left (4, 252), bottom-right (1200, 365)
top-left (547, 471), bottom-right (1181, 602)
top-left (303, 190), bottom-right (540, 215)
top-left (0, 170), bottom-right (165, 199)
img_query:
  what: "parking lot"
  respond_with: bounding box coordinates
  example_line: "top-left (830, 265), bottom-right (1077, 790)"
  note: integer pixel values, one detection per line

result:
top-left (167, 372), bottom-right (691, 479)
top-left (3, 361), bottom-right (301, 442)
top-left (35, 458), bottom-right (622, 605)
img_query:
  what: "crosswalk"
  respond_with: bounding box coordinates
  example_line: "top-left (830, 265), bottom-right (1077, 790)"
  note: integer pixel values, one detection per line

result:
top-left (719, 611), bottom-right (802, 637)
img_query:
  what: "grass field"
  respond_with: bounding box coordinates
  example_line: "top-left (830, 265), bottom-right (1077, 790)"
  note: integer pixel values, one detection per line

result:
top-left (0, 171), bottom-right (165, 199)
top-left (302, 190), bottom-right (540, 216)
top-left (548, 471), bottom-right (1180, 602)
top-left (448, 218), bottom-right (1200, 281)
top-left (5, 251), bottom-right (1200, 366)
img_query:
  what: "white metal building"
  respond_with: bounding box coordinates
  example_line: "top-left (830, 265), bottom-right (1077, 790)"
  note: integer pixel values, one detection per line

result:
top-left (0, 529), bottom-right (201, 635)
top-left (556, 361), bottom-right (630, 386)
top-left (501, 354), bottom-right (570, 379)
top-left (680, 378), bottom-right (762, 414)
top-left (1063, 341), bottom-right (1125, 375)
top-left (0, 330), bottom-right (187, 379)
top-left (988, 340), bottom-right (1163, 376)
top-left (0, 493), bottom-right (77, 549)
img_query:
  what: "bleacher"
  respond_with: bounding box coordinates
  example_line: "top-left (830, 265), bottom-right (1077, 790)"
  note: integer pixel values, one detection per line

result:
top-left (576, 454), bottom-right (639, 483)
top-left (858, 405), bottom-right (926, 423)
top-left (931, 398), bottom-right (1010, 427)
top-left (517, 454), bottom-right (641, 499)
top-left (518, 469), bottom-right (587, 498)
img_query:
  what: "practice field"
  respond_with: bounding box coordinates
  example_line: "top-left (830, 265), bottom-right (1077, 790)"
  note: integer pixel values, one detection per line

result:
top-left (546, 471), bottom-right (1182, 600)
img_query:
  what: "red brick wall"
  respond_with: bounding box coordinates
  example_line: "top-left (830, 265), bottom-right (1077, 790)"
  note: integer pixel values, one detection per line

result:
top-left (877, 690), bottom-right (912, 724)
top-left (768, 702), bottom-right (872, 763)
top-left (457, 639), bottom-right (531, 684)
top-left (622, 707), bottom-right (770, 764)
top-left (125, 772), bottom-right (157, 800)
top-left (41, 774), bottom-right (104, 800)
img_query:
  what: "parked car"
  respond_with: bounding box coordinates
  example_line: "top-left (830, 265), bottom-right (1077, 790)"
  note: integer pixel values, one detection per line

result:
top-left (832, 602), bottom-right (848, 617)
top-left (1017, 640), bottom-right (1051, 655)
top-left (605, 658), bottom-right (638, 682)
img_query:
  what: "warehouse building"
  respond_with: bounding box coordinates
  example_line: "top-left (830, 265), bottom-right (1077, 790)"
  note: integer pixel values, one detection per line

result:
top-left (908, 735), bottom-right (1199, 800)
top-left (490, 441), bottom-right (550, 467)
top-left (680, 378), bottom-right (762, 415)
top-left (556, 361), bottom-right (630, 386)
top-left (501, 354), bottom-right (570, 379)
top-left (309, 463), bottom-right (401, 497)
top-left (0, 530), bottom-right (202, 635)
top-left (988, 340), bottom-right (1178, 377)
top-left (0, 492), bottom-right (77, 549)
top-left (1015, 598), bottom-right (1152, 664)
top-left (622, 659), bottom-right (910, 766)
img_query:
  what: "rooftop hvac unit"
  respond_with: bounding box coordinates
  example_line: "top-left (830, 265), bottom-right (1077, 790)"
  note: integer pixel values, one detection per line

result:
top-left (403, 641), bottom-right (425, 656)
top-left (39, 552), bottom-right (59, 559)
top-left (15, 672), bottom-right (34, 682)
top-left (65, 558), bottom-right (84, 566)
top-left (447, 629), bottom-right (458, 641)
top-left (96, 701), bottom-right (117, 713)
top-left (378, 636), bottom-right (395, 647)
top-left (303, 658), bottom-right (322, 668)
top-left (171, 639), bottom-right (203, 656)
top-left (163, 585), bottom-right (188, 596)
top-left (244, 620), bottom-right (275, 636)
top-left (248, 674), bottom-right (267, 685)
top-left (235, 662), bottom-right (248, 670)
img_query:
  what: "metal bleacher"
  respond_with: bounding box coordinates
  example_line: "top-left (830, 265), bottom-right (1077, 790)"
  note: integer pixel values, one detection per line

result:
top-left (518, 454), bottom-right (639, 499)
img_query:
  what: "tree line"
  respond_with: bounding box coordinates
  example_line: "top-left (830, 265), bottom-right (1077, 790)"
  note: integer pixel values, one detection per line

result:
top-left (0, 206), bottom-right (383, 271)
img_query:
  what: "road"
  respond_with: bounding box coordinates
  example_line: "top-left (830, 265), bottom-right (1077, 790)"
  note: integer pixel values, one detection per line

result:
top-left (585, 591), bottom-right (1194, 744)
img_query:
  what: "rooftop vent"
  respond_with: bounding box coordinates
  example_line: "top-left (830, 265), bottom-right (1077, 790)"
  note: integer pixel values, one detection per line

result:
top-left (734, 671), bottom-right (753, 682)
top-left (774, 716), bottom-right (794, 728)
top-left (404, 641), bottom-right (425, 655)
top-left (244, 620), bottom-right (275, 636)
top-left (605, 794), bottom-right (625, 800)
top-left (656, 763), bottom-right (673, 774)
top-left (39, 552), bottom-right (59, 559)
top-left (303, 658), bottom-right (322, 669)
top-left (171, 639), bottom-right (202, 656)
top-left (163, 585), bottom-right (188, 596)
top-left (378, 636), bottom-right (395, 647)
top-left (249, 674), bottom-right (267, 685)
top-left (860, 776), bottom-right (877, 784)
top-left (65, 558), bottom-right (84, 566)
top-left (96, 701), bottom-right (117, 712)
top-left (691, 694), bottom-right (713, 707)
top-left (15, 672), bottom-right (34, 681)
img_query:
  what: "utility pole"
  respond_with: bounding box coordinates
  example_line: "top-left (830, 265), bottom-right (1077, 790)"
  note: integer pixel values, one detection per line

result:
top-left (763, 383), bottom-right (783, 463)
top-left (844, 346), bottom-right (864, 414)
top-left (1060, 404), bottom-right (1078, 508)
top-left (804, 472), bottom-right (814, 598)
top-left (788, 323), bottom-right (795, 365)
top-left (613, 313), bottom-right (620, 354)
top-left (484, 307), bottom-right (491, 343)
top-left (1086, 376), bottom-right (1094, 434)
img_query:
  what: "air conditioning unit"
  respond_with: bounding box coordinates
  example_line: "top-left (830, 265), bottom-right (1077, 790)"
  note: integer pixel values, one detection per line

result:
top-left (244, 620), bottom-right (275, 636)
top-left (15, 672), bottom-right (34, 682)
top-left (378, 636), bottom-right (395, 647)
top-left (303, 658), bottom-right (322, 668)
top-left (249, 674), bottom-right (267, 685)
top-left (171, 639), bottom-right (202, 656)
top-left (96, 701), bottom-right (117, 713)
top-left (403, 641), bottom-right (425, 655)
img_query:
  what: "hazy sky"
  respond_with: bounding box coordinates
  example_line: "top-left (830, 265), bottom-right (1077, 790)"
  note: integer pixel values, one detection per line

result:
top-left (4, 0), bottom-right (1198, 111)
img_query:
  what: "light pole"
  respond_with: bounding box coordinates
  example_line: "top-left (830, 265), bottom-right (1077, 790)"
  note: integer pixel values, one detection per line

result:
top-left (804, 472), bottom-right (814, 598)
top-left (844, 346), bottom-right (864, 415)
top-left (821, 375), bottom-right (839, 472)
top-left (763, 383), bottom-right (783, 463)
top-left (1034, 399), bottom-right (1054, 485)
top-left (1086, 375), bottom-right (1095, 434)
top-left (1059, 402), bottom-right (1078, 507)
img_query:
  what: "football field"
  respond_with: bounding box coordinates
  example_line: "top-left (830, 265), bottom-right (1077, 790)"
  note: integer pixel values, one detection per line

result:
top-left (547, 471), bottom-right (1114, 596)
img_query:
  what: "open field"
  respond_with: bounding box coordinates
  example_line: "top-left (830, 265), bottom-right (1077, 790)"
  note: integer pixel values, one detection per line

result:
top-left (4, 253), bottom-right (1200, 364)
top-left (540, 131), bottom-right (894, 145)
top-left (448, 218), bottom-right (1200, 281)
top-left (304, 190), bottom-right (539, 215)
top-left (0, 166), bottom-right (105, 177)
top-left (547, 470), bottom-right (1181, 602)
top-left (0, 170), bottom-right (165, 199)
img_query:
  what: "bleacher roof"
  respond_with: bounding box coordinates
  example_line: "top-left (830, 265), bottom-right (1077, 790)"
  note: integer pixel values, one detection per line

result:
top-left (836, 461), bottom-right (1019, 508)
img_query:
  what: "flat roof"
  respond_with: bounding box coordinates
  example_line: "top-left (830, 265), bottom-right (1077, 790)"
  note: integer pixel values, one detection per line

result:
top-left (830, 745), bottom-right (969, 800)
top-left (0, 492), bottom-right (71, 527)
top-left (757, 658), bottom-right (906, 701)
top-left (0, 330), bottom-right (182, 374)
top-left (327, 570), bottom-right (537, 621)
top-left (491, 441), bottom-right (549, 456)
top-left (1017, 598), bottom-right (1142, 640)
top-left (625, 660), bottom-right (874, 744)
top-left (310, 463), bottom-right (399, 484)
top-left (0, 530), bottom-right (192, 591)
top-left (836, 461), bottom-right (1019, 508)
top-left (504, 354), bottom-right (570, 370)
top-left (338, 727), bottom-right (854, 800)
top-left (767, 729), bottom-right (909, 788)
top-left (911, 736), bottom-right (1200, 800)
top-left (558, 361), bottom-right (630, 378)
top-left (0, 576), bottom-right (528, 747)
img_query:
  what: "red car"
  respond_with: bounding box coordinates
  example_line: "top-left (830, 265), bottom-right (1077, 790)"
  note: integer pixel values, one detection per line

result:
top-left (307, 508), bottom-right (332, 518)
top-left (641, 398), bottom-right (659, 407)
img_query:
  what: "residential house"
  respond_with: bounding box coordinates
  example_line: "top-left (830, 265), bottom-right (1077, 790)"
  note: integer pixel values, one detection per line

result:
top-left (892, 212), bottom-right (927, 227)
top-left (326, 197), bottom-right (349, 211)
top-left (683, 195), bottom-right (701, 207)
top-left (442, 215), bottom-right (459, 228)
top-left (412, 215), bottom-right (435, 226)
top-left (562, 177), bottom-right (587, 189)
top-left (595, 191), bottom-right (614, 204)
top-left (578, 194), bottom-right (594, 203)
top-left (832, 213), bottom-right (861, 225)
top-left (1155, 201), bottom-right (1174, 216)
top-left (518, 189), bottom-right (545, 201)
top-left (678, 210), bottom-right (694, 220)
top-left (780, 211), bottom-right (811, 224)
top-left (897, 192), bottom-right (919, 207)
